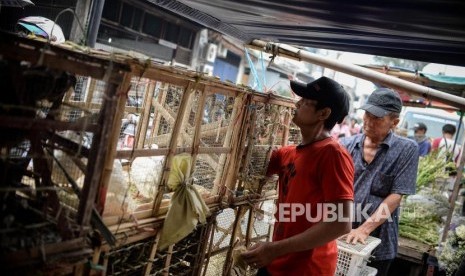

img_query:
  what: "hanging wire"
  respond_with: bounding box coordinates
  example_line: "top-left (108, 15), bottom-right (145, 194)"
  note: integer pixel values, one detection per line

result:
top-left (260, 51), bottom-right (266, 92)
top-left (52, 8), bottom-right (87, 45)
top-left (244, 48), bottom-right (262, 92)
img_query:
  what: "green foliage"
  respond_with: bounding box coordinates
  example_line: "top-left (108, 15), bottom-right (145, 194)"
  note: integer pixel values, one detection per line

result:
top-left (416, 151), bottom-right (455, 192)
top-left (399, 202), bottom-right (441, 246)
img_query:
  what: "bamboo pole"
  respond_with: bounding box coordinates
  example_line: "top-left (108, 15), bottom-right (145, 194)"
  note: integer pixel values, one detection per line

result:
top-left (136, 80), bottom-right (156, 149)
top-left (96, 73), bottom-right (131, 213)
top-left (247, 40), bottom-right (465, 110)
top-left (239, 101), bottom-right (260, 193)
top-left (179, 86), bottom-right (198, 148)
top-left (192, 218), bottom-right (214, 276)
top-left (102, 254), bottom-right (109, 276)
top-left (201, 217), bottom-right (217, 276)
top-left (282, 107), bottom-right (291, 146)
top-left (78, 79), bottom-right (120, 226)
top-left (441, 113), bottom-right (465, 244)
top-left (163, 244), bottom-right (175, 276)
top-left (144, 231), bottom-right (161, 276)
top-left (213, 94), bottom-right (246, 195)
top-left (190, 87), bottom-right (208, 173)
top-left (115, 147), bottom-right (230, 159)
top-left (258, 105), bottom-right (281, 194)
top-left (223, 206), bottom-right (247, 275)
top-left (223, 95), bottom-right (253, 195)
top-left (150, 82), bottom-right (169, 144)
top-left (85, 78), bottom-right (97, 110)
top-left (152, 80), bottom-right (197, 215)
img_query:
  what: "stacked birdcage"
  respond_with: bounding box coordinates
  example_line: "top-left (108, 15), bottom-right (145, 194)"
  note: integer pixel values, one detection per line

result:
top-left (0, 32), bottom-right (131, 271)
top-left (0, 30), bottom-right (305, 275)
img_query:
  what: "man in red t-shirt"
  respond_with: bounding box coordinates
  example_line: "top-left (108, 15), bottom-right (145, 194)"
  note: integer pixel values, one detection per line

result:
top-left (242, 77), bottom-right (354, 275)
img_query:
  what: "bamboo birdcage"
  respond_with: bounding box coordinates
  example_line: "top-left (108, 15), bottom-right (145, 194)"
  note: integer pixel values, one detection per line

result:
top-left (0, 31), bottom-right (301, 275)
top-left (0, 31), bottom-right (131, 272)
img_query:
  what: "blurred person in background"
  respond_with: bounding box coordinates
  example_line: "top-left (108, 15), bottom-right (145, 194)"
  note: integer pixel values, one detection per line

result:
top-left (349, 116), bottom-right (362, 135)
top-left (409, 122), bottom-right (431, 157)
top-left (331, 116), bottom-right (351, 139)
top-left (432, 123), bottom-right (461, 164)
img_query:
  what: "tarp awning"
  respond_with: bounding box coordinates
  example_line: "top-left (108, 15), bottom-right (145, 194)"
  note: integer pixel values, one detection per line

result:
top-left (149, 0), bottom-right (465, 67)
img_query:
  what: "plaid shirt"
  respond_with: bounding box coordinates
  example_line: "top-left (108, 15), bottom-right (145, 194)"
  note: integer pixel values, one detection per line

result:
top-left (341, 131), bottom-right (418, 260)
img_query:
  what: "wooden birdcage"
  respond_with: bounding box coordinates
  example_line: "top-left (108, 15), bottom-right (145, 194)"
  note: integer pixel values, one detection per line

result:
top-left (0, 31), bottom-right (132, 272)
top-left (0, 31), bottom-right (300, 275)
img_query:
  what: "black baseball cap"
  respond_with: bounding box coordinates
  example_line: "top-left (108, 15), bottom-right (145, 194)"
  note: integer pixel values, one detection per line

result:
top-left (361, 88), bottom-right (402, 117)
top-left (290, 76), bottom-right (350, 124)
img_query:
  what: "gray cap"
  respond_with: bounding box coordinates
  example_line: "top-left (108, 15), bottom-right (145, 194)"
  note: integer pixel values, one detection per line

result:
top-left (361, 88), bottom-right (402, 117)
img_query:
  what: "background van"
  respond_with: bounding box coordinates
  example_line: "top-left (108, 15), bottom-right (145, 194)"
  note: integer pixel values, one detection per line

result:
top-left (398, 106), bottom-right (465, 145)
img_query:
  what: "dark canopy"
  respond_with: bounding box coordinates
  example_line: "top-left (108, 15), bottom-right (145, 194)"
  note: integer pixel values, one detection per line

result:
top-left (149, 0), bottom-right (465, 66)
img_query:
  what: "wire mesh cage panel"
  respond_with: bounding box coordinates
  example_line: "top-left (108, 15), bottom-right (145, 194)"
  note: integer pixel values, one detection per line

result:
top-left (204, 251), bottom-right (228, 276)
top-left (72, 76), bottom-right (89, 102)
top-left (126, 77), bottom-right (149, 109)
top-left (287, 121), bottom-right (301, 145)
top-left (211, 208), bottom-right (237, 251)
top-left (175, 89), bottom-right (202, 148)
top-left (200, 93), bottom-right (235, 147)
top-left (240, 101), bottom-right (285, 193)
top-left (0, 77), bottom-right (94, 253)
top-left (273, 107), bottom-right (292, 146)
top-left (145, 84), bottom-right (186, 149)
top-left (240, 206), bottom-right (273, 241)
top-left (149, 222), bottom-right (211, 276)
top-left (191, 153), bottom-right (225, 194)
top-left (90, 80), bottom-right (107, 105)
top-left (106, 239), bottom-right (155, 276)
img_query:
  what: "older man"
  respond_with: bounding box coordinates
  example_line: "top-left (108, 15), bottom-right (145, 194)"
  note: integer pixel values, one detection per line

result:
top-left (341, 88), bottom-right (419, 276)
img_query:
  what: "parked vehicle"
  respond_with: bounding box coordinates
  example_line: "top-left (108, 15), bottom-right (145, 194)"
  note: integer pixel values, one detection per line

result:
top-left (398, 106), bottom-right (465, 145)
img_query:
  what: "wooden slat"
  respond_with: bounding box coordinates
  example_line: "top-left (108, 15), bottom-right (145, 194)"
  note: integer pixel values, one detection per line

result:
top-left (78, 81), bottom-right (120, 226)
top-left (114, 147), bottom-right (231, 159)
top-left (0, 32), bottom-right (129, 81)
top-left (282, 107), bottom-right (291, 146)
top-left (2, 238), bottom-right (87, 265)
top-left (397, 237), bottom-right (433, 264)
top-left (222, 94), bottom-right (252, 194)
top-left (137, 80), bottom-right (156, 148)
top-left (191, 87), bottom-right (208, 169)
top-left (0, 115), bottom-right (99, 132)
top-left (144, 232), bottom-right (161, 276)
top-left (152, 81), bottom-right (196, 215)
top-left (96, 73), bottom-right (131, 213)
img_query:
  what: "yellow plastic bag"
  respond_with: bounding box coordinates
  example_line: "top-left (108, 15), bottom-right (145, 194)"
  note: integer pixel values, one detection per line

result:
top-left (158, 153), bottom-right (210, 250)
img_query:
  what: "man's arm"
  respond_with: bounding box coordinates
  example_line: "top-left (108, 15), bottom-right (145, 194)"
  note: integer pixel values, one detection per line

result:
top-left (345, 193), bottom-right (402, 244)
top-left (241, 200), bottom-right (353, 268)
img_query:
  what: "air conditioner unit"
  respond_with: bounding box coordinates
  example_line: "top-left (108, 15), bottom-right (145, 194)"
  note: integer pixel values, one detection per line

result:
top-left (200, 64), bottom-right (214, 76)
top-left (203, 43), bottom-right (217, 63)
top-left (217, 43), bottom-right (228, 58)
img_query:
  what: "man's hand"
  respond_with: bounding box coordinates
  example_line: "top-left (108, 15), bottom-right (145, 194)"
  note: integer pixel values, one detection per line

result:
top-left (345, 228), bottom-right (369, 244)
top-left (241, 241), bottom-right (276, 269)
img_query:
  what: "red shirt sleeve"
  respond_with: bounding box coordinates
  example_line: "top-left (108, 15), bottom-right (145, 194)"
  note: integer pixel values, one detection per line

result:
top-left (432, 137), bottom-right (441, 150)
